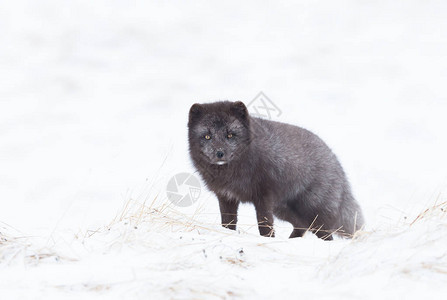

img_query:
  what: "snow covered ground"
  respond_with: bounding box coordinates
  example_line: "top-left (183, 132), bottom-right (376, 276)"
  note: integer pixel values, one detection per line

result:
top-left (1, 0), bottom-right (447, 298)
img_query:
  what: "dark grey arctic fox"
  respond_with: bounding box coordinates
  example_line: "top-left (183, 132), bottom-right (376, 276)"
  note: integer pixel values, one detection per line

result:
top-left (188, 101), bottom-right (364, 240)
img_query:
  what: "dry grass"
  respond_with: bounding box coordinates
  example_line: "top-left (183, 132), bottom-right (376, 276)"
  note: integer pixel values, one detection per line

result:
top-left (410, 197), bottom-right (447, 226)
top-left (90, 195), bottom-right (368, 242)
top-left (87, 196), bottom-right (241, 240)
top-left (3, 193), bottom-right (445, 269)
top-left (0, 223), bottom-right (75, 266)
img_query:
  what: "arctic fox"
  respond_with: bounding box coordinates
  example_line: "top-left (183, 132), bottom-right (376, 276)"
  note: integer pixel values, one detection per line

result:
top-left (188, 101), bottom-right (364, 240)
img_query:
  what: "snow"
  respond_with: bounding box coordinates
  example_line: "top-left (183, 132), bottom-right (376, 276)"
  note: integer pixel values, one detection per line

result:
top-left (1, 0), bottom-right (447, 298)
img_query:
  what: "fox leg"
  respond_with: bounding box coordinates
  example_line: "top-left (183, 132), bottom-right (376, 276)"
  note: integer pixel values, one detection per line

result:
top-left (218, 198), bottom-right (239, 230)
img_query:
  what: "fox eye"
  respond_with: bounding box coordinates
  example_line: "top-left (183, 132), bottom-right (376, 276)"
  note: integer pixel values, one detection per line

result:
top-left (204, 134), bottom-right (211, 140)
top-left (227, 133), bottom-right (233, 139)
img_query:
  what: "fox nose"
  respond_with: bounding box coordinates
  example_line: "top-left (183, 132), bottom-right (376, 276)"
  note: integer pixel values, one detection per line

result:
top-left (216, 151), bottom-right (224, 158)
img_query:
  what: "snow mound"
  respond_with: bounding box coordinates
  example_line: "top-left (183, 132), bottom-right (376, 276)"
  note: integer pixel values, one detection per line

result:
top-left (1, 200), bottom-right (446, 299)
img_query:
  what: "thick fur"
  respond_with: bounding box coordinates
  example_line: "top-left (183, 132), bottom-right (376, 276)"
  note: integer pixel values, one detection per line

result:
top-left (188, 101), bottom-right (364, 240)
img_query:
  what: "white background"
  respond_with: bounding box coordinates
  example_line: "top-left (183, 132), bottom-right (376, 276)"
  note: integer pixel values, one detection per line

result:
top-left (1, 1), bottom-right (446, 299)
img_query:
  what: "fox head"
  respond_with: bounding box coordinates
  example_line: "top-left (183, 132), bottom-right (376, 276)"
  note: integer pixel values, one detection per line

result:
top-left (188, 101), bottom-right (251, 166)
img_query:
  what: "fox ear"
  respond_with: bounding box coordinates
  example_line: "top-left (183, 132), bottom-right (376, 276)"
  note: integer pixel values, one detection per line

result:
top-left (189, 103), bottom-right (203, 124)
top-left (230, 101), bottom-right (249, 120)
